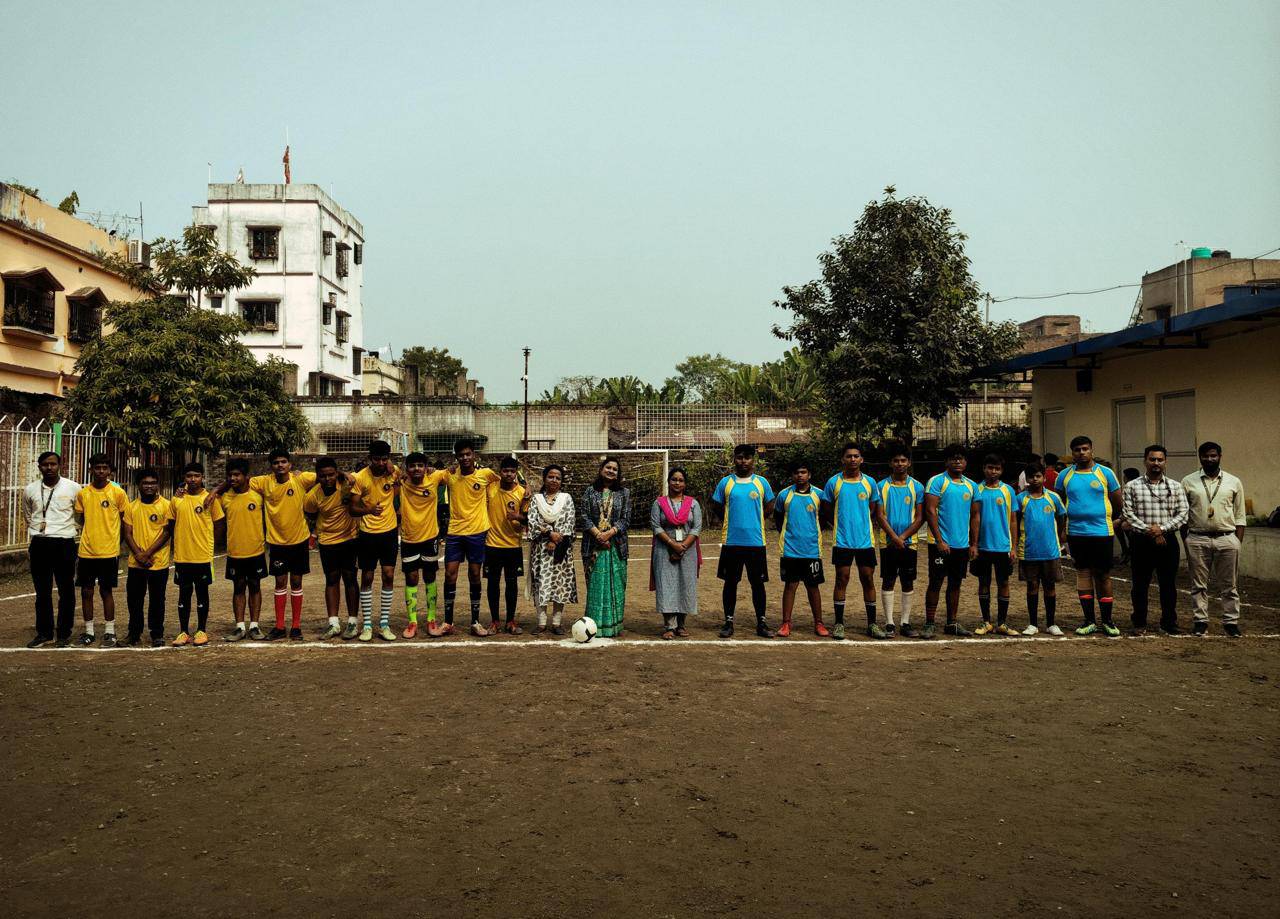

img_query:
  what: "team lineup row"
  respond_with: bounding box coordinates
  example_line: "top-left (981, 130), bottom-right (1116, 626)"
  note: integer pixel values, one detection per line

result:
top-left (20, 434), bottom-right (1249, 648)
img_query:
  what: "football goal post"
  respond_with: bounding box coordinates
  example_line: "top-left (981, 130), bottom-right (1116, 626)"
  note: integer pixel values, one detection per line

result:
top-left (510, 449), bottom-right (670, 529)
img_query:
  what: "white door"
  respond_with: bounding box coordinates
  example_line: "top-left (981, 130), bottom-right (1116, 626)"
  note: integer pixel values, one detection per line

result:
top-left (1159, 391), bottom-right (1197, 481)
top-left (1114, 398), bottom-right (1147, 475)
top-left (1040, 408), bottom-right (1066, 459)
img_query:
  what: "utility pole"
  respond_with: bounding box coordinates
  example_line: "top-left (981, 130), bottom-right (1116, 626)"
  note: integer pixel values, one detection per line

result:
top-left (522, 347), bottom-right (531, 449)
top-left (982, 293), bottom-right (993, 411)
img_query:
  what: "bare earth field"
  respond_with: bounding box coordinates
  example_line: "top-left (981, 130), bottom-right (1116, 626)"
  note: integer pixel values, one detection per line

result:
top-left (2, 538), bottom-right (1277, 918)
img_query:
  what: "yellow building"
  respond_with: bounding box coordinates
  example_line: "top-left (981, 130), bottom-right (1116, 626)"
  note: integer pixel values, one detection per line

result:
top-left (0, 184), bottom-right (146, 399)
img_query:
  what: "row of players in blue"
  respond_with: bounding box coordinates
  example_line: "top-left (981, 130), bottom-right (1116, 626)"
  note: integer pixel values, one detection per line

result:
top-left (708, 440), bottom-right (1113, 640)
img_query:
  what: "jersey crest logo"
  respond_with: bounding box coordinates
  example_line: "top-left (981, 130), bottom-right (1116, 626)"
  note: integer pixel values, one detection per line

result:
top-left (287, 488), bottom-right (295, 496)
top-left (195, 506), bottom-right (204, 514)
top-left (100, 499), bottom-right (109, 508)
top-left (383, 483), bottom-right (391, 492)
top-left (472, 483), bottom-right (482, 491)
top-left (963, 493), bottom-right (971, 501)
top-left (1090, 479), bottom-right (1102, 489)
top-left (748, 490), bottom-right (759, 499)
top-left (904, 495), bottom-right (912, 504)
top-left (149, 513), bottom-right (159, 523)
top-left (1044, 505), bottom-right (1054, 514)
top-left (248, 503), bottom-right (257, 511)
top-left (507, 500), bottom-right (516, 510)
top-left (858, 492), bottom-right (867, 500)
top-left (996, 497), bottom-right (1005, 506)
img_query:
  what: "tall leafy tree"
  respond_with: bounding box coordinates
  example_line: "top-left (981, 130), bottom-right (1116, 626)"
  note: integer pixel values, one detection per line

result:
top-left (665, 353), bottom-right (745, 401)
top-left (64, 297), bottom-right (309, 455)
top-left (774, 187), bottom-right (1021, 443)
top-left (399, 345), bottom-right (467, 394)
top-left (101, 224), bottom-right (257, 309)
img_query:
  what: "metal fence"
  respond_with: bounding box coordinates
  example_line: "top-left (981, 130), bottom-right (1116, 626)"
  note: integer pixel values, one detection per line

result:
top-left (0, 415), bottom-right (187, 552)
top-left (635, 404), bottom-right (820, 449)
top-left (913, 395), bottom-right (1030, 446)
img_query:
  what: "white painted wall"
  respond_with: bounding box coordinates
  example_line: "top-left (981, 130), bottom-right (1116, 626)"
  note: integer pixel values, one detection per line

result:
top-left (193, 183), bottom-right (365, 395)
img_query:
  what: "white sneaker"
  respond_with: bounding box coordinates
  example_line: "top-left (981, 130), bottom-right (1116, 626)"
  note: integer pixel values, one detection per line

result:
top-left (1021, 624), bottom-right (1040, 636)
top-left (358, 624), bottom-right (373, 642)
top-left (1046, 624), bottom-right (1064, 636)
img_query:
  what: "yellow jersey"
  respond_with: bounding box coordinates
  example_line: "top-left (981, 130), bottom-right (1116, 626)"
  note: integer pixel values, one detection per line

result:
top-left (447, 467), bottom-right (500, 536)
top-left (486, 482), bottom-right (528, 548)
top-left (74, 482), bottom-right (129, 559)
top-left (304, 483), bottom-right (358, 545)
top-left (351, 465), bottom-right (401, 534)
top-left (171, 490), bottom-right (224, 564)
top-left (220, 488), bottom-right (266, 559)
top-left (399, 469), bottom-right (450, 543)
top-left (249, 471), bottom-right (317, 546)
top-left (125, 496), bottom-right (174, 570)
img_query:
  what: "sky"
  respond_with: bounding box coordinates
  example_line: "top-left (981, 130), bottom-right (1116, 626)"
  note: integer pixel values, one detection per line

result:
top-left (4, 1), bottom-right (1278, 402)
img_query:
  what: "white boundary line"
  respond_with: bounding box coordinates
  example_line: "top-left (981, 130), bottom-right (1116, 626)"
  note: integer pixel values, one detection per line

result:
top-left (1, 633), bottom-right (1276, 654)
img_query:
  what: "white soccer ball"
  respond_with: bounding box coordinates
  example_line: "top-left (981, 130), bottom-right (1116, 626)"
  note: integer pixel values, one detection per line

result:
top-left (571, 617), bottom-right (598, 643)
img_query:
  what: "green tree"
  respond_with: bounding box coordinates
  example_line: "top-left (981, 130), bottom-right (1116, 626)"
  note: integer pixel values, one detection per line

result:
top-left (7, 181), bottom-right (40, 199)
top-left (64, 296), bottom-right (309, 455)
top-left (399, 345), bottom-right (467, 394)
top-left (665, 353), bottom-right (745, 401)
top-left (57, 191), bottom-right (79, 215)
top-left (100, 224), bottom-right (257, 309)
top-left (774, 187), bottom-right (1021, 444)
top-left (712, 348), bottom-right (820, 408)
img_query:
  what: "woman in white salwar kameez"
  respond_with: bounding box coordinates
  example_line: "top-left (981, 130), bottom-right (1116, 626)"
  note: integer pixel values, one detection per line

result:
top-left (526, 465), bottom-right (578, 635)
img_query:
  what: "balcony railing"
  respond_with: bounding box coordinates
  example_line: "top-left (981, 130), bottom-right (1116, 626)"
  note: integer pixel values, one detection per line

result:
top-left (3, 296), bottom-right (56, 336)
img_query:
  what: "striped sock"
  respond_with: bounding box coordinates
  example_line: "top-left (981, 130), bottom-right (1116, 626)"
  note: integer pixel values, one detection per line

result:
top-left (360, 588), bottom-right (372, 625)
top-left (380, 588), bottom-right (393, 628)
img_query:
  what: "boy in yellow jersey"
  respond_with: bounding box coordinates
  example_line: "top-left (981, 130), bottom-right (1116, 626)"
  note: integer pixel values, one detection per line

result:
top-left (121, 468), bottom-right (173, 647)
top-left (220, 458), bottom-right (269, 641)
top-left (170, 462), bottom-right (225, 647)
top-left (443, 439), bottom-right (500, 636)
top-left (349, 440), bottom-right (402, 641)
top-left (397, 451), bottom-right (450, 639)
top-left (305, 456), bottom-right (364, 640)
top-left (214, 449), bottom-right (318, 640)
top-left (485, 456), bottom-right (530, 635)
top-left (73, 453), bottom-right (129, 647)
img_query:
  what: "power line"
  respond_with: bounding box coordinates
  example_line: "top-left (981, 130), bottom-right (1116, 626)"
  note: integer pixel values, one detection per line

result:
top-left (991, 245), bottom-right (1280, 304)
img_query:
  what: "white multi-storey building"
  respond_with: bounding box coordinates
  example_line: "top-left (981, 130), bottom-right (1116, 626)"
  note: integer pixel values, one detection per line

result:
top-left (192, 183), bottom-right (365, 395)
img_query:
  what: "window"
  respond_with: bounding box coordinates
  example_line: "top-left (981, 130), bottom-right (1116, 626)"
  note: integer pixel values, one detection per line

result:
top-left (2, 271), bottom-right (59, 336)
top-left (65, 290), bottom-right (106, 343)
top-left (209, 294), bottom-right (224, 311)
top-left (240, 300), bottom-right (279, 331)
top-left (1154, 305), bottom-right (1172, 322)
top-left (352, 346), bottom-right (364, 375)
top-left (322, 302), bottom-right (334, 326)
top-left (322, 232), bottom-right (334, 256)
top-left (353, 242), bottom-right (363, 265)
top-left (248, 227), bottom-right (279, 260)
top-left (336, 245), bottom-right (349, 279)
top-left (336, 310), bottom-right (350, 344)
top-left (319, 377), bottom-right (345, 397)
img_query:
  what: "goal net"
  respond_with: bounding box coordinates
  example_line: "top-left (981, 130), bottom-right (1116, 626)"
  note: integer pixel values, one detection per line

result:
top-left (510, 450), bottom-right (669, 530)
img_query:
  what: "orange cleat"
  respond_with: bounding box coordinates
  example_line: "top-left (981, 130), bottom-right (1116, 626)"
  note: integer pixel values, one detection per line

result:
top-left (814, 621), bottom-right (832, 638)
top-left (777, 621), bottom-right (792, 638)
top-left (402, 622), bottom-right (418, 639)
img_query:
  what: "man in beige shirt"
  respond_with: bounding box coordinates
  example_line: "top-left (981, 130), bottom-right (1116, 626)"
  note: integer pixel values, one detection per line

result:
top-left (1180, 441), bottom-right (1245, 636)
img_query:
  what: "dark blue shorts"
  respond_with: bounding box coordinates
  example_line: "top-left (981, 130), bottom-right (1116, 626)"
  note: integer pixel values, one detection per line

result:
top-left (445, 533), bottom-right (487, 565)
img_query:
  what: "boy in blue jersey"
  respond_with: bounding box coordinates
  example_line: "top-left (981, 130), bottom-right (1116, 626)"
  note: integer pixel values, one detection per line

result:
top-left (968, 454), bottom-right (1019, 636)
top-left (873, 443), bottom-right (925, 637)
top-left (821, 443), bottom-right (882, 640)
top-left (773, 461), bottom-right (829, 639)
top-left (923, 444), bottom-right (977, 638)
top-left (1016, 461), bottom-right (1067, 635)
top-left (710, 444), bottom-right (777, 639)
top-left (1055, 435), bottom-right (1124, 637)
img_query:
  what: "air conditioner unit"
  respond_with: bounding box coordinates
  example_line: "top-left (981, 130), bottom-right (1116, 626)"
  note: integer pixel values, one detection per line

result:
top-left (127, 239), bottom-right (151, 267)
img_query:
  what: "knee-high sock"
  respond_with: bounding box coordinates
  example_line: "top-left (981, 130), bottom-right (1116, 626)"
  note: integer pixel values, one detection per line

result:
top-left (290, 587), bottom-right (303, 629)
top-left (834, 601), bottom-right (845, 625)
top-left (469, 582), bottom-right (482, 624)
top-left (750, 582), bottom-right (766, 621)
top-left (1078, 592), bottom-right (1095, 623)
top-left (881, 590), bottom-right (896, 626)
top-left (900, 590), bottom-right (914, 625)
top-left (997, 597), bottom-right (1010, 625)
top-left (505, 576), bottom-right (518, 620)
top-left (722, 582), bottom-right (737, 621)
top-left (274, 588), bottom-right (287, 629)
top-left (1045, 594), bottom-right (1058, 627)
top-left (425, 580), bottom-right (438, 622)
top-left (178, 582), bottom-right (193, 634)
top-left (405, 584), bottom-right (419, 624)
top-left (360, 587), bottom-right (373, 625)
top-left (379, 588), bottom-right (393, 627)
top-left (196, 582), bottom-right (210, 631)
top-left (978, 592), bottom-right (992, 621)
top-left (486, 574), bottom-right (501, 620)
top-left (444, 584), bottom-right (456, 624)
top-left (865, 601), bottom-right (877, 625)
top-left (1027, 592), bottom-right (1040, 626)
top-left (1099, 596), bottom-right (1114, 625)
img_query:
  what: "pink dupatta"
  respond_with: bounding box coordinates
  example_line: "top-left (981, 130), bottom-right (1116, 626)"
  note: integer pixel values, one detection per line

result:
top-left (649, 496), bottom-right (702, 592)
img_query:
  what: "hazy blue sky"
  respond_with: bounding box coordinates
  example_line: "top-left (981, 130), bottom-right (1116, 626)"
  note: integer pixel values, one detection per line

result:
top-left (5, 1), bottom-right (1278, 401)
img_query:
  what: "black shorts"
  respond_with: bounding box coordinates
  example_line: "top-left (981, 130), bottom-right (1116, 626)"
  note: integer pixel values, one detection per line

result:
top-left (401, 538), bottom-right (439, 574)
top-left (357, 528), bottom-right (399, 571)
top-left (717, 545), bottom-right (769, 584)
top-left (174, 561), bottom-right (213, 586)
top-left (269, 540), bottom-right (311, 577)
top-left (1019, 559), bottom-right (1063, 584)
top-left (970, 551), bottom-right (1014, 583)
top-left (927, 543), bottom-right (969, 588)
top-left (832, 546), bottom-right (877, 569)
top-left (780, 556), bottom-right (824, 586)
top-left (879, 546), bottom-right (919, 582)
top-left (225, 554), bottom-right (268, 582)
top-left (76, 557), bottom-right (118, 589)
top-left (483, 545), bottom-right (524, 578)
top-left (319, 540), bottom-right (358, 577)
top-left (1068, 535), bottom-right (1114, 573)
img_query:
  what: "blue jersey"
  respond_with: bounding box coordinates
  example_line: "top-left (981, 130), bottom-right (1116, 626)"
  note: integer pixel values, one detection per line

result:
top-left (973, 481), bottom-right (1016, 553)
top-left (821, 474), bottom-right (879, 550)
top-left (1054, 464), bottom-right (1121, 536)
top-left (1017, 490), bottom-right (1067, 560)
top-left (712, 474), bottom-right (774, 547)
top-left (875, 477), bottom-right (924, 548)
top-left (925, 474), bottom-right (977, 548)
top-left (775, 485), bottom-right (822, 558)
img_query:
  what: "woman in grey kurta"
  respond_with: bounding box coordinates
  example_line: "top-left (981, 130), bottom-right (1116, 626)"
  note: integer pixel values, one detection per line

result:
top-left (649, 467), bottom-right (702, 639)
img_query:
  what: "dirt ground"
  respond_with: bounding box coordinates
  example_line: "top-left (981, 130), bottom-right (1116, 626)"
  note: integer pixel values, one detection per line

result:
top-left (2, 537), bottom-right (1277, 918)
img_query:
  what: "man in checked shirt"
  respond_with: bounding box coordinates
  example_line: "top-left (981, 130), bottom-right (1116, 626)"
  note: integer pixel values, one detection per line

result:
top-left (1121, 444), bottom-right (1189, 635)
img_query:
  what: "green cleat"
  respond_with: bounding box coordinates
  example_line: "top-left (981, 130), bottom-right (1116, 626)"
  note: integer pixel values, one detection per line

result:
top-left (1075, 622), bottom-right (1098, 636)
top-left (358, 625), bottom-right (373, 642)
top-left (342, 621), bottom-right (360, 640)
top-left (320, 623), bottom-right (342, 640)
top-left (898, 623), bottom-right (919, 638)
top-left (832, 622), bottom-right (846, 641)
top-left (867, 622), bottom-right (888, 640)
top-left (1101, 622), bottom-right (1121, 637)
top-left (921, 623), bottom-right (937, 640)
top-left (377, 625), bottom-right (397, 642)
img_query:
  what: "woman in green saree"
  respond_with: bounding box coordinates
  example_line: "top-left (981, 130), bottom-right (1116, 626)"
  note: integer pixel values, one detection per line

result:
top-left (580, 457), bottom-right (630, 638)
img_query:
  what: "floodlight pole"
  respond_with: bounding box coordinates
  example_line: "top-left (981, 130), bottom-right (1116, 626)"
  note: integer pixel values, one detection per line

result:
top-left (522, 347), bottom-right (531, 449)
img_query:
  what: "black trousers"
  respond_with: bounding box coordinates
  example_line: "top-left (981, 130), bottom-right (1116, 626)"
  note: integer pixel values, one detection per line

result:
top-left (126, 568), bottom-right (170, 639)
top-left (1130, 535), bottom-right (1180, 628)
top-left (30, 537), bottom-right (77, 640)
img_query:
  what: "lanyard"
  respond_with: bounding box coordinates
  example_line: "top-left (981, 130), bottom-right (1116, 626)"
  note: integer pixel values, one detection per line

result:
top-left (1200, 474), bottom-right (1222, 506)
top-left (38, 480), bottom-right (60, 530)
